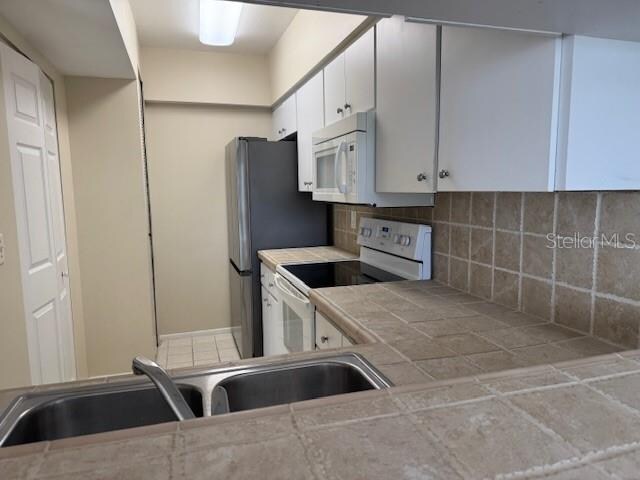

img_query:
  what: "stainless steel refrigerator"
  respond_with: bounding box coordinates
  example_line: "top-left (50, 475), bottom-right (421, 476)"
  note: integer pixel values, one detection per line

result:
top-left (225, 137), bottom-right (329, 358)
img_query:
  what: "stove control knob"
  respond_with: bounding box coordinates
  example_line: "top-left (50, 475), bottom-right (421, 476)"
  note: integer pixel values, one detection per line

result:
top-left (393, 234), bottom-right (401, 244)
top-left (399, 235), bottom-right (412, 247)
top-left (360, 227), bottom-right (372, 238)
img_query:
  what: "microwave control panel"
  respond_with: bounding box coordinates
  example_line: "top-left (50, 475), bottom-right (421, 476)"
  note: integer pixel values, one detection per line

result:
top-left (357, 217), bottom-right (432, 262)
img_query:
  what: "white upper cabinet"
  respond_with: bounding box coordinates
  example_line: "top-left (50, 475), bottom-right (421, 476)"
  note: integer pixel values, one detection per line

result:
top-left (376, 17), bottom-right (438, 193)
top-left (295, 71), bottom-right (325, 192)
top-left (323, 28), bottom-right (375, 126)
top-left (556, 36), bottom-right (640, 191)
top-left (344, 28), bottom-right (375, 119)
top-left (272, 94), bottom-right (297, 141)
top-left (323, 53), bottom-right (346, 126)
top-left (438, 26), bottom-right (562, 192)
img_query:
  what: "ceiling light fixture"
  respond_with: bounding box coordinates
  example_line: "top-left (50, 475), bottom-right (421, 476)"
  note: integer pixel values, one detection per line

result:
top-left (199, 0), bottom-right (243, 46)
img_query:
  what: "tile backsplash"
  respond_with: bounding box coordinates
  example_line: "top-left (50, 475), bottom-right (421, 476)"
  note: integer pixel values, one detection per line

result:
top-left (333, 191), bottom-right (640, 349)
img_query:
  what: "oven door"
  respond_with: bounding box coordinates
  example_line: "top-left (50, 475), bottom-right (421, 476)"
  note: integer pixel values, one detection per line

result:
top-left (274, 274), bottom-right (314, 353)
top-left (312, 134), bottom-right (357, 203)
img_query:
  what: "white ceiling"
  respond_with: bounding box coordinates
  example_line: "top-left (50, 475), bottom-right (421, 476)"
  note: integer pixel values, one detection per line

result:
top-left (0, 0), bottom-right (134, 78)
top-left (130, 0), bottom-right (298, 54)
top-left (249, 0), bottom-right (640, 43)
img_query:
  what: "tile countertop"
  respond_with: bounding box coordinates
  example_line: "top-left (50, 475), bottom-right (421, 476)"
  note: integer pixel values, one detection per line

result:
top-left (2, 248), bottom-right (640, 478)
top-left (257, 245), bottom-right (357, 271)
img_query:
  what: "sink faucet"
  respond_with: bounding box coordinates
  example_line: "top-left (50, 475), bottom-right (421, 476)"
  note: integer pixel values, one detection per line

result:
top-left (132, 356), bottom-right (196, 421)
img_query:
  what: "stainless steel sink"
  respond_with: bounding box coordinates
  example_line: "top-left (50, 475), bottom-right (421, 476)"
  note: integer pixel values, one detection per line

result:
top-left (0, 384), bottom-right (203, 447)
top-left (0, 354), bottom-right (390, 447)
top-left (211, 357), bottom-right (389, 414)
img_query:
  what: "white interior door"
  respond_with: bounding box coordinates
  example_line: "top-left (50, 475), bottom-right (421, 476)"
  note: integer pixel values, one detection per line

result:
top-left (39, 71), bottom-right (76, 381)
top-left (0, 43), bottom-right (75, 384)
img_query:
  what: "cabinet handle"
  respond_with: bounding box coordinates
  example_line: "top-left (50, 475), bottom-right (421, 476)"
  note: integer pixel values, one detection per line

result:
top-left (416, 173), bottom-right (428, 182)
top-left (344, 103), bottom-right (351, 111)
top-left (282, 128), bottom-right (287, 134)
top-left (320, 336), bottom-right (329, 343)
top-left (336, 107), bottom-right (344, 115)
top-left (438, 170), bottom-right (450, 179)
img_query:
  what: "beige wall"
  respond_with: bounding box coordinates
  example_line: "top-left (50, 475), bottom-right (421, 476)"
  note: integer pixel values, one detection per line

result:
top-left (268, 10), bottom-right (368, 103)
top-left (141, 48), bottom-right (271, 106)
top-left (0, 14), bottom-right (88, 388)
top-left (65, 76), bottom-right (155, 376)
top-left (144, 103), bottom-right (271, 335)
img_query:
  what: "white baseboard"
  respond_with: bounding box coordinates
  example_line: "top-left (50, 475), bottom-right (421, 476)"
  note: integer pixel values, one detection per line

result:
top-left (158, 327), bottom-right (233, 343)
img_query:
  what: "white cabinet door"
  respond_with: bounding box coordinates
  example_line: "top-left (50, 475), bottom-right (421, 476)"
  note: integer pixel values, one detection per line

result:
top-left (556, 36), bottom-right (640, 191)
top-left (323, 53), bottom-right (346, 126)
top-left (376, 17), bottom-right (438, 193)
top-left (272, 94), bottom-right (297, 140)
top-left (296, 71), bottom-right (325, 191)
top-left (345, 28), bottom-right (375, 117)
top-left (315, 311), bottom-right (343, 350)
top-left (438, 26), bottom-right (561, 192)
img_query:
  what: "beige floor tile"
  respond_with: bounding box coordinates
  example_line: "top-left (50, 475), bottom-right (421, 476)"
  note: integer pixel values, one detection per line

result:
top-left (218, 349), bottom-right (240, 361)
top-left (167, 353), bottom-right (192, 364)
top-left (167, 361), bottom-right (193, 369)
top-left (194, 351), bottom-right (218, 362)
top-left (167, 345), bottom-right (192, 356)
top-left (193, 343), bottom-right (217, 354)
top-left (169, 338), bottom-right (193, 347)
top-left (193, 335), bottom-right (216, 344)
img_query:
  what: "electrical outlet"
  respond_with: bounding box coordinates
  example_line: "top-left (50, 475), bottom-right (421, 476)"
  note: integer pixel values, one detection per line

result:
top-left (350, 210), bottom-right (357, 230)
top-left (0, 233), bottom-right (5, 266)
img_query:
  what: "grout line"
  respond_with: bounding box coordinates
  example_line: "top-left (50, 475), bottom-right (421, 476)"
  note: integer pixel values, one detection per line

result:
top-left (591, 193), bottom-right (602, 337)
top-left (517, 194), bottom-right (526, 311)
top-left (550, 193), bottom-right (559, 323)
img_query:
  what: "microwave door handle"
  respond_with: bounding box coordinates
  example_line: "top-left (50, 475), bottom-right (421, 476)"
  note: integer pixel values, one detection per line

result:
top-left (334, 141), bottom-right (348, 194)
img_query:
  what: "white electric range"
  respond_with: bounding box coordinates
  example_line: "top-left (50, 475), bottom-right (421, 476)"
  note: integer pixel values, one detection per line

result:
top-left (268, 217), bottom-right (432, 354)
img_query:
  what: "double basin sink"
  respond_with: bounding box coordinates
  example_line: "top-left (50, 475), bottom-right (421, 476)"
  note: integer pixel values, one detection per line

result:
top-left (0, 354), bottom-right (391, 448)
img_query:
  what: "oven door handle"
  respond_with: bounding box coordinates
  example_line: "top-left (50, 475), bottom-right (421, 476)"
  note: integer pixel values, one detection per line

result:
top-left (274, 274), bottom-right (310, 305)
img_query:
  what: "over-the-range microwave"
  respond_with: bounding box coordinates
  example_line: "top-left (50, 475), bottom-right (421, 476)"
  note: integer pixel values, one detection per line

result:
top-left (311, 111), bottom-right (434, 207)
